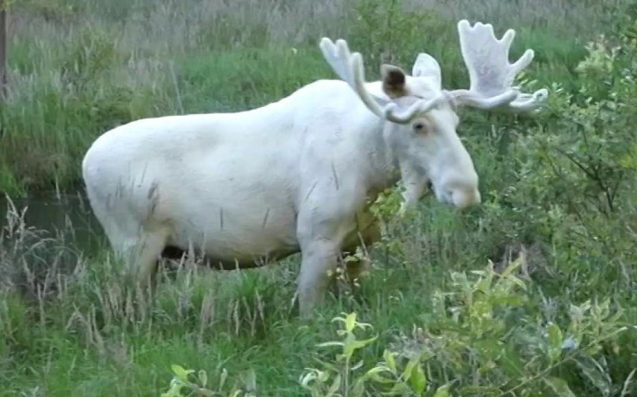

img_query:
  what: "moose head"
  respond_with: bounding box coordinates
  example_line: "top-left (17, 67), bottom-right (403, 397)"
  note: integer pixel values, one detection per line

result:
top-left (319, 20), bottom-right (548, 210)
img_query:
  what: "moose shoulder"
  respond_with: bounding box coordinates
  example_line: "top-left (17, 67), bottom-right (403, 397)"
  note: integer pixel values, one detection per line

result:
top-left (81, 20), bottom-right (548, 318)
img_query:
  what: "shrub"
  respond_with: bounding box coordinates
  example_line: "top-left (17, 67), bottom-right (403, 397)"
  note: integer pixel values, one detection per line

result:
top-left (300, 261), bottom-right (633, 397)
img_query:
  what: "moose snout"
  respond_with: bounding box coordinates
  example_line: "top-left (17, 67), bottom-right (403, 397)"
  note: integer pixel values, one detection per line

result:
top-left (435, 177), bottom-right (481, 209)
top-left (450, 188), bottom-right (481, 209)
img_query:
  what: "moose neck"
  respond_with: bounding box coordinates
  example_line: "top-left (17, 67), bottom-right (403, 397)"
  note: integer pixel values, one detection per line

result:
top-left (341, 82), bottom-right (407, 195)
top-left (359, 115), bottom-right (405, 197)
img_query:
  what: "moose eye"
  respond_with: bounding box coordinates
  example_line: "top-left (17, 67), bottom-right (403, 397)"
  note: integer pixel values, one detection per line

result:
top-left (413, 122), bottom-right (427, 132)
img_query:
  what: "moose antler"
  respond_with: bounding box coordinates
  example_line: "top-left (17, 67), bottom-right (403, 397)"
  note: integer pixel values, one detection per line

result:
top-left (319, 38), bottom-right (445, 124)
top-left (449, 20), bottom-right (548, 111)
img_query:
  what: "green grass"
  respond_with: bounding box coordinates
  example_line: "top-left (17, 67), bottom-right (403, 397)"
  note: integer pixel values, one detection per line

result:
top-left (2, 192), bottom-right (635, 395)
top-left (177, 46), bottom-right (332, 113)
top-left (2, 0), bottom-right (637, 396)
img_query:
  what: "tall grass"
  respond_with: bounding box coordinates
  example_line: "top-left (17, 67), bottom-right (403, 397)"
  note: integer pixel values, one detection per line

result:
top-left (0, 0), bottom-right (629, 196)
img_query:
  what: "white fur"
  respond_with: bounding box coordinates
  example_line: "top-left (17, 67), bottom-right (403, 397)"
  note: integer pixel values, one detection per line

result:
top-left (82, 21), bottom-right (546, 318)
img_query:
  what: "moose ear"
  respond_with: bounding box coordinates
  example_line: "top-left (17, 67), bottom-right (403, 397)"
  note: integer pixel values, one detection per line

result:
top-left (381, 64), bottom-right (408, 98)
top-left (412, 53), bottom-right (442, 89)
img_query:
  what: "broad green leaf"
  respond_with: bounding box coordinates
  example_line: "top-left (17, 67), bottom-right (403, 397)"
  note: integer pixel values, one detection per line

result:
top-left (383, 350), bottom-right (397, 372)
top-left (345, 312), bottom-right (357, 332)
top-left (409, 363), bottom-right (427, 394)
top-left (433, 383), bottom-right (451, 397)
top-left (344, 335), bottom-right (378, 357)
top-left (171, 364), bottom-right (194, 383)
top-left (383, 382), bottom-right (412, 395)
top-left (401, 356), bottom-right (419, 382)
top-left (544, 377), bottom-right (576, 397)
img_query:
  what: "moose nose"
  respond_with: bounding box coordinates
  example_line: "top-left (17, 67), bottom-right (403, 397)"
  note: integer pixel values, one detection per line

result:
top-left (451, 188), bottom-right (481, 209)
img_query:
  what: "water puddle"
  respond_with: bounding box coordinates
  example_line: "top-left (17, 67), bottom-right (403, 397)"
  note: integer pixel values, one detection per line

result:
top-left (1, 191), bottom-right (105, 253)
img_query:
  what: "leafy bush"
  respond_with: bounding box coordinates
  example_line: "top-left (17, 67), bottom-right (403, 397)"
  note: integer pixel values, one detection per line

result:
top-left (300, 261), bottom-right (634, 397)
top-left (478, 16), bottom-right (637, 291)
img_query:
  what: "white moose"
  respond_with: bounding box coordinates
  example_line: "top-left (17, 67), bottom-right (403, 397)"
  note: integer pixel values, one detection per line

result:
top-left (82, 20), bottom-right (548, 317)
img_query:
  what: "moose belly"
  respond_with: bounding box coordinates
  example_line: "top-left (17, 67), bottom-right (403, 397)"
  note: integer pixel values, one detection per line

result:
top-left (163, 202), bottom-right (300, 268)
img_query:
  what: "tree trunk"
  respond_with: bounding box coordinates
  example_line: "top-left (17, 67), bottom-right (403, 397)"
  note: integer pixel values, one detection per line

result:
top-left (0, 0), bottom-right (6, 99)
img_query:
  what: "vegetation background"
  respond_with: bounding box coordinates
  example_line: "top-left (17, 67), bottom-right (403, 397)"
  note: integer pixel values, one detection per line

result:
top-left (1, 0), bottom-right (637, 396)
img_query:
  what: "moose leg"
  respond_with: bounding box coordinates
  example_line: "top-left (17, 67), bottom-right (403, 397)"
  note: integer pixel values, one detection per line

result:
top-left (297, 238), bottom-right (340, 318)
top-left (135, 231), bottom-right (168, 286)
top-left (116, 228), bottom-right (168, 290)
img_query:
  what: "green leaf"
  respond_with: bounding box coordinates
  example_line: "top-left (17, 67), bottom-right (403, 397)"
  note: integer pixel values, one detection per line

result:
top-left (409, 363), bottom-right (427, 394)
top-left (161, 381), bottom-right (185, 397)
top-left (198, 369), bottom-right (208, 387)
top-left (547, 322), bottom-right (563, 362)
top-left (544, 377), bottom-right (576, 397)
top-left (219, 368), bottom-right (228, 389)
top-left (499, 345), bottom-right (525, 378)
top-left (620, 368), bottom-right (637, 397)
top-left (433, 383), bottom-right (451, 397)
top-left (317, 341), bottom-right (344, 348)
top-left (351, 359), bottom-right (365, 371)
top-left (500, 257), bottom-right (523, 279)
top-left (573, 354), bottom-right (611, 396)
top-left (383, 350), bottom-right (397, 372)
top-left (352, 378), bottom-right (367, 397)
top-left (401, 356), bottom-right (418, 382)
top-left (383, 382), bottom-right (412, 395)
top-left (344, 335), bottom-right (378, 357)
top-left (364, 366), bottom-right (394, 383)
top-left (345, 312), bottom-right (357, 332)
top-left (171, 364), bottom-right (194, 383)
top-left (326, 373), bottom-right (341, 397)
